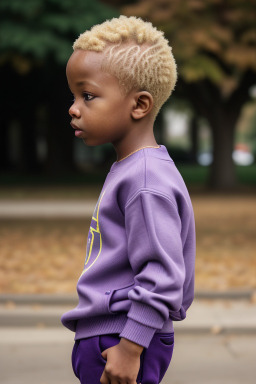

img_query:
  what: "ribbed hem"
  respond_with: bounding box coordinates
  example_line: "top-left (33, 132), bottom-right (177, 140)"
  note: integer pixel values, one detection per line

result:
top-left (75, 313), bottom-right (128, 341)
top-left (119, 318), bottom-right (157, 348)
top-left (127, 301), bottom-right (165, 328)
top-left (120, 301), bottom-right (174, 348)
top-left (74, 310), bottom-right (174, 348)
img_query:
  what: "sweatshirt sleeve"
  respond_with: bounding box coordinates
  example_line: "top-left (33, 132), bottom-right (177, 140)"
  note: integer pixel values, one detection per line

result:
top-left (119, 189), bottom-right (186, 348)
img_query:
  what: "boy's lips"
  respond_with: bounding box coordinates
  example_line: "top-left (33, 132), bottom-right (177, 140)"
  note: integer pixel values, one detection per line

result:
top-left (70, 122), bottom-right (84, 137)
top-left (70, 122), bottom-right (82, 131)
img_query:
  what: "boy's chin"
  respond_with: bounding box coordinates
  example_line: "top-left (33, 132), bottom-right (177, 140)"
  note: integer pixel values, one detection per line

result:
top-left (82, 138), bottom-right (104, 146)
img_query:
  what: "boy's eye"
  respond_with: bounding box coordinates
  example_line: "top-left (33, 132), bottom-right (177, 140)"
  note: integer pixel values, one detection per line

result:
top-left (83, 92), bottom-right (95, 101)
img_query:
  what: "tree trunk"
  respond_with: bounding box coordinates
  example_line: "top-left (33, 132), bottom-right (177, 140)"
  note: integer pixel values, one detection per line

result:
top-left (19, 110), bottom-right (40, 173)
top-left (208, 115), bottom-right (237, 190)
top-left (154, 109), bottom-right (165, 144)
top-left (45, 68), bottom-right (76, 174)
top-left (178, 73), bottom-right (254, 190)
top-left (189, 115), bottom-right (198, 164)
top-left (0, 114), bottom-right (12, 171)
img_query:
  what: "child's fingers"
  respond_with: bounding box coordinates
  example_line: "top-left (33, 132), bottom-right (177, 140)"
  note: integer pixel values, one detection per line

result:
top-left (99, 369), bottom-right (110, 384)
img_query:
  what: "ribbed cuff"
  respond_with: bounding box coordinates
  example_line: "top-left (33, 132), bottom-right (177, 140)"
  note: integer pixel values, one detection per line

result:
top-left (119, 301), bottom-right (165, 348)
top-left (119, 318), bottom-right (156, 348)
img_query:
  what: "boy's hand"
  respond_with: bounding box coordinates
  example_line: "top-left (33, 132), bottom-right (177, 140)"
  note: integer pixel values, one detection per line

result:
top-left (100, 337), bottom-right (144, 384)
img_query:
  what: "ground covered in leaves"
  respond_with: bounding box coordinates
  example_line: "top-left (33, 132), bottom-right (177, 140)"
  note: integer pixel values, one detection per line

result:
top-left (0, 193), bottom-right (255, 293)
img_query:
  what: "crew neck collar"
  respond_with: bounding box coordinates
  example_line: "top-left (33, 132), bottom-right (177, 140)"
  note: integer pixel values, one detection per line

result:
top-left (109, 145), bottom-right (171, 173)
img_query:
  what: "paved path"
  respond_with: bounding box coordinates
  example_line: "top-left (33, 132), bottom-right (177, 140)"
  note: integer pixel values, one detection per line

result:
top-left (1, 296), bottom-right (255, 383)
top-left (0, 328), bottom-right (255, 384)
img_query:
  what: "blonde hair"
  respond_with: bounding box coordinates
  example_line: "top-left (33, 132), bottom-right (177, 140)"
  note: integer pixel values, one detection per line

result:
top-left (73, 15), bottom-right (177, 119)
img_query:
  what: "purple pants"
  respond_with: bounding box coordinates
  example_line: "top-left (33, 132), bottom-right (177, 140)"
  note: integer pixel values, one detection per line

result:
top-left (71, 332), bottom-right (174, 384)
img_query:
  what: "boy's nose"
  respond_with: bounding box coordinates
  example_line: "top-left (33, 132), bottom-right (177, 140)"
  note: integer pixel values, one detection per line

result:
top-left (69, 104), bottom-right (81, 118)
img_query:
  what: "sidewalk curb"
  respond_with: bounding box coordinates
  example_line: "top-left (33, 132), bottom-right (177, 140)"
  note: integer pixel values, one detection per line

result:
top-left (0, 311), bottom-right (255, 335)
top-left (1, 295), bottom-right (256, 334)
top-left (0, 290), bottom-right (255, 306)
top-left (0, 294), bottom-right (78, 306)
top-left (195, 290), bottom-right (255, 300)
top-left (0, 200), bottom-right (96, 219)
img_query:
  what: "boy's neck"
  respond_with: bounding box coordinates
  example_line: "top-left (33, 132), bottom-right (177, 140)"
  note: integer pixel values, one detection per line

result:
top-left (114, 134), bottom-right (159, 162)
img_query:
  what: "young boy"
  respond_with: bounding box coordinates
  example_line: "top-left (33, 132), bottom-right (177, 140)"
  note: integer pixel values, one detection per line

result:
top-left (61, 15), bottom-right (196, 384)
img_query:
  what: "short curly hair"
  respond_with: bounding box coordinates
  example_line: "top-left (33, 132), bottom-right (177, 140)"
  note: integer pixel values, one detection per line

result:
top-left (73, 15), bottom-right (177, 119)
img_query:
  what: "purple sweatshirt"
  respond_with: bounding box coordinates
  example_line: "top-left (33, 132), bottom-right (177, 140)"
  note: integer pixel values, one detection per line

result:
top-left (61, 145), bottom-right (196, 348)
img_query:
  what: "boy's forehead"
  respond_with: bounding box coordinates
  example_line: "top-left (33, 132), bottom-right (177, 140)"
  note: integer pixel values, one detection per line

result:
top-left (67, 49), bottom-right (103, 75)
top-left (66, 49), bottom-right (122, 90)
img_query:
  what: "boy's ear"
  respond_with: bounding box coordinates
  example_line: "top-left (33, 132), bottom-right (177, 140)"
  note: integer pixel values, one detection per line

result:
top-left (131, 91), bottom-right (154, 120)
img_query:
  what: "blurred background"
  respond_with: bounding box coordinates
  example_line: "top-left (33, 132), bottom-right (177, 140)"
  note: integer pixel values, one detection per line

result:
top-left (0, 1), bottom-right (256, 383)
top-left (0, 0), bottom-right (255, 294)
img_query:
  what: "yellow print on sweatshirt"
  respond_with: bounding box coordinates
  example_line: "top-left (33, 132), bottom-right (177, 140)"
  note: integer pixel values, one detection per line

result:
top-left (79, 189), bottom-right (106, 278)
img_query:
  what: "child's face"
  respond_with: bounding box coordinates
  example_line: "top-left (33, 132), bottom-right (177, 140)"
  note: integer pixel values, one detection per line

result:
top-left (66, 49), bottom-right (134, 146)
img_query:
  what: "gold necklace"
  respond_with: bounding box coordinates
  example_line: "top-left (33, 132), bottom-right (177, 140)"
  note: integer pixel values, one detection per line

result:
top-left (117, 145), bottom-right (161, 163)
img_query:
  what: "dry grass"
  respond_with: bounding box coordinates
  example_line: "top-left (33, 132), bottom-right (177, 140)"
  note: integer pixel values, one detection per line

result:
top-left (0, 194), bottom-right (255, 294)
top-left (193, 195), bottom-right (256, 291)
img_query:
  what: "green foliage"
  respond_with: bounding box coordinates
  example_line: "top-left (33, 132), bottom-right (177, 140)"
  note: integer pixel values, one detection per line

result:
top-left (121, 0), bottom-right (256, 96)
top-left (179, 54), bottom-right (225, 84)
top-left (236, 165), bottom-right (256, 185)
top-left (0, 0), bottom-right (119, 68)
top-left (247, 108), bottom-right (256, 155)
